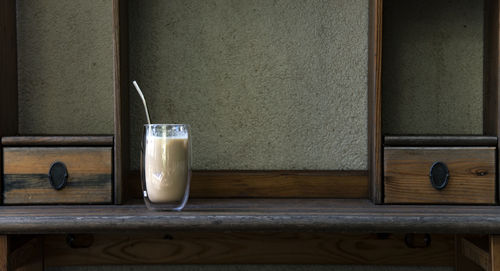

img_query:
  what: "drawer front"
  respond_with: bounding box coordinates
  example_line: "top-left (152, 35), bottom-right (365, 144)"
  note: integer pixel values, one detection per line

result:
top-left (384, 147), bottom-right (496, 204)
top-left (3, 147), bottom-right (112, 204)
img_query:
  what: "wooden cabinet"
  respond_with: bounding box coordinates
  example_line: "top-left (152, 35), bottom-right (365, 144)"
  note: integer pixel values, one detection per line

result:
top-left (369, 0), bottom-right (500, 204)
top-left (0, 0), bottom-right (128, 204)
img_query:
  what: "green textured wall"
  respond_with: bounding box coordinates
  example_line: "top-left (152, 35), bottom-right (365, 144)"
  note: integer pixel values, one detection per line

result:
top-left (382, 0), bottom-right (483, 135)
top-left (17, 0), bottom-right (114, 135)
top-left (129, 0), bottom-right (369, 170)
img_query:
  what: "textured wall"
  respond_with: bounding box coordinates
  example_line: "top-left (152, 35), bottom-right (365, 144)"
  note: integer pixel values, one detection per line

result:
top-left (382, 0), bottom-right (483, 135)
top-left (129, 0), bottom-right (369, 170)
top-left (17, 0), bottom-right (114, 135)
top-left (48, 264), bottom-right (453, 271)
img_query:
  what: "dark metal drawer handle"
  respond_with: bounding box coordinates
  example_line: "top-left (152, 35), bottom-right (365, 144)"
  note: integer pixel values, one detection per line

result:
top-left (49, 161), bottom-right (68, 190)
top-left (429, 161), bottom-right (449, 190)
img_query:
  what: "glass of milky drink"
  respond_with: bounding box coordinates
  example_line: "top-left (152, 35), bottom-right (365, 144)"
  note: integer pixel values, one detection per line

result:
top-left (141, 124), bottom-right (191, 211)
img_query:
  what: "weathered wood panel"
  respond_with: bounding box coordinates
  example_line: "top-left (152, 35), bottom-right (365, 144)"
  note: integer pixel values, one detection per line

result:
top-left (384, 147), bottom-right (496, 204)
top-left (3, 147), bottom-right (112, 204)
top-left (43, 233), bottom-right (454, 266)
top-left (4, 147), bottom-right (112, 174)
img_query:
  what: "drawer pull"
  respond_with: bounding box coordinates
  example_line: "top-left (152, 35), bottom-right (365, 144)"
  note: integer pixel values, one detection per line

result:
top-left (429, 161), bottom-right (449, 190)
top-left (49, 161), bottom-right (68, 190)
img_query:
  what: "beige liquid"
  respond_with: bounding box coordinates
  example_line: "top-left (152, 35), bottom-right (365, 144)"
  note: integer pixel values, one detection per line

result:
top-left (145, 136), bottom-right (188, 203)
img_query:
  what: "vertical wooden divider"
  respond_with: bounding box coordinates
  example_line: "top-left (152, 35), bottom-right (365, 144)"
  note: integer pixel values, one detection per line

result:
top-left (113, 0), bottom-right (130, 204)
top-left (368, 0), bottom-right (383, 204)
top-left (484, 0), bottom-right (500, 204)
top-left (0, 0), bottom-right (18, 205)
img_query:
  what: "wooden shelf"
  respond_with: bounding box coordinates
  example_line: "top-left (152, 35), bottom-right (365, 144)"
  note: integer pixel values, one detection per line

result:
top-left (1, 198), bottom-right (500, 234)
top-left (384, 136), bottom-right (498, 147)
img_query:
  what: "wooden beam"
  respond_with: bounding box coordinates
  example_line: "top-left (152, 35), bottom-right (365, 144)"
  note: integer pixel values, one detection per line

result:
top-left (460, 237), bottom-right (489, 270)
top-left (128, 170), bottom-right (368, 199)
top-left (44, 233), bottom-right (454, 266)
top-left (456, 235), bottom-right (500, 271)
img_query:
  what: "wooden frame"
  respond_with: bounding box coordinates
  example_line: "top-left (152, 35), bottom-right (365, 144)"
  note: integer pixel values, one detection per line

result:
top-left (4, 1), bottom-right (500, 270)
top-left (368, 0), bottom-right (500, 204)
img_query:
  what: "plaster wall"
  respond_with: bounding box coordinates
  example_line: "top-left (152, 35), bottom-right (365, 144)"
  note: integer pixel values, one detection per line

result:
top-left (17, 0), bottom-right (114, 135)
top-left (129, 0), bottom-right (369, 170)
top-left (382, 0), bottom-right (484, 135)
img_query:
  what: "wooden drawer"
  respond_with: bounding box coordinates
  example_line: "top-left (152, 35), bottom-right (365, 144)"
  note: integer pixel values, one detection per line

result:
top-left (384, 147), bottom-right (496, 204)
top-left (3, 147), bottom-right (112, 204)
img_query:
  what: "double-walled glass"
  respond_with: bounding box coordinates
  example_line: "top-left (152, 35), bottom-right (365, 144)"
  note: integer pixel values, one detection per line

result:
top-left (141, 124), bottom-right (191, 211)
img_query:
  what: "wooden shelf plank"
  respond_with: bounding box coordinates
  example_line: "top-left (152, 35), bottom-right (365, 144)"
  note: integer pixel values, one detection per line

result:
top-left (128, 170), bottom-right (369, 199)
top-left (384, 136), bottom-right (498, 147)
top-left (1, 136), bottom-right (113, 146)
top-left (0, 199), bottom-right (499, 234)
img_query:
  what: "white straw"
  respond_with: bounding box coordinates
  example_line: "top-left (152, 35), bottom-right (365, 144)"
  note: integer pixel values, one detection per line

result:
top-left (132, 81), bottom-right (151, 124)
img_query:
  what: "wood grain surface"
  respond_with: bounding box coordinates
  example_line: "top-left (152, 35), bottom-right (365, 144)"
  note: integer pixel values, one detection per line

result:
top-left (3, 147), bottom-right (112, 175)
top-left (0, 199), bottom-right (498, 234)
top-left (384, 136), bottom-right (498, 147)
top-left (113, 0), bottom-right (129, 204)
top-left (491, 235), bottom-right (500, 271)
top-left (128, 170), bottom-right (368, 199)
top-left (460, 237), bottom-right (489, 270)
top-left (0, 236), bottom-right (7, 271)
top-left (3, 147), bottom-right (112, 204)
top-left (1, 136), bottom-right (113, 146)
top-left (43, 232), bottom-right (454, 266)
top-left (384, 147), bottom-right (496, 204)
top-left (368, 0), bottom-right (384, 204)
